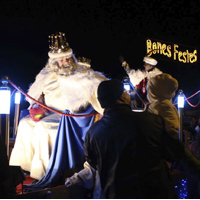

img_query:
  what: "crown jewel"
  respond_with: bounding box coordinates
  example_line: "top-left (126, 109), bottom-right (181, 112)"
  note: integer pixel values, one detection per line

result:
top-left (48, 32), bottom-right (70, 54)
top-left (78, 57), bottom-right (91, 68)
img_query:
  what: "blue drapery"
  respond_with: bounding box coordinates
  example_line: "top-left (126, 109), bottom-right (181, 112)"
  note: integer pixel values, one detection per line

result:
top-left (24, 106), bottom-right (95, 191)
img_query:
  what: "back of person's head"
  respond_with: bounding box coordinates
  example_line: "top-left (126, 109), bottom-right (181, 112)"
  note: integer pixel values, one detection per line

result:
top-left (147, 73), bottom-right (178, 102)
top-left (97, 79), bottom-right (124, 108)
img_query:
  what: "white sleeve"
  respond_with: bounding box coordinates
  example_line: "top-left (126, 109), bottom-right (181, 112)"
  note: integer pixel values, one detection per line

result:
top-left (26, 68), bottom-right (53, 108)
top-left (128, 69), bottom-right (146, 86)
top-left (65, 161), bottom-right (96, 189)
top-left (76, 161), bottom-right (96, 189)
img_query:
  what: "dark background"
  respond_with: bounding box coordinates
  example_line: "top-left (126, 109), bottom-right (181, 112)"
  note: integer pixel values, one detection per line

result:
top-left (0, 0), bottom-right (200, 112)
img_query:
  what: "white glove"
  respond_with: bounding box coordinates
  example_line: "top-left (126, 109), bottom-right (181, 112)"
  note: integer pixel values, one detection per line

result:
top-left (65, 173), bottom-right (81, 188)
top-left (65, 161), bottom-right (96, 189)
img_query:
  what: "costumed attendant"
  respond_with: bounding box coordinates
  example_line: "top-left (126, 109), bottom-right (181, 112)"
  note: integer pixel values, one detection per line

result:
top-left (122, 56), bottom-right (162, 107)
top-left (9, 32), bottom-right (107, 181)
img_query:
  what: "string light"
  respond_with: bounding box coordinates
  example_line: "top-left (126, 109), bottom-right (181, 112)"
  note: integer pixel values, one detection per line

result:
top-left (174, 179), bottom-right (188, 199)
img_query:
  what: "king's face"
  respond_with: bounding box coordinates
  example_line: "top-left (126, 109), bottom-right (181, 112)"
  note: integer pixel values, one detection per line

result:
top-left (57, 57), bottom-right (73, 68)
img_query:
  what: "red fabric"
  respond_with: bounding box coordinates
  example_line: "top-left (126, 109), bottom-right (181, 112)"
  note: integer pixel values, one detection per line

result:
top-left (136, 78), bottom-right (147, 95)
top-left (16, 175), bottom-right (64, 195)
top-left (16, 175), bottom-right (34, 194)
top-left (29, 106), bottom-right (50, 122)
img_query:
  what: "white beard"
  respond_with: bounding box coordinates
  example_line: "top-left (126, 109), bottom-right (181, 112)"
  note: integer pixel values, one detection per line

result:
top-left (58, 64), bottom-right (76, 76)
top-left (45, 57), bottom-right (88, 76)
top-left (57, 62), bottom-right (88, 76)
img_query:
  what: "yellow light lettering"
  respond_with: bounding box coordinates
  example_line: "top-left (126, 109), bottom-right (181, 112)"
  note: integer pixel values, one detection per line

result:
top-left (178, 51), bottom-right (183, 62)
top-left (174, 44), bottom-right (179, 60)
top-left (182, 52), bottom-right (187, 63)
top-left (166, 45), bottom-right (171, 58)
top-left (162, 44), bottom-right (168, 56)
top-left (186, 50), bottom-right (190, 63)
top-left (152, 42), bottom-right (157, 54)
top-left (156, 42), bottom-right (162, 54)
top-left (146, 39), bottom-right (152, 56)
top-left (190, 50), bottom-right (197, 63)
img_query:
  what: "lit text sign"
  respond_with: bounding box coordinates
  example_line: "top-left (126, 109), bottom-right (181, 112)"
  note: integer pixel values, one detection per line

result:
top-left (146, 38), bottom-right (197, 64)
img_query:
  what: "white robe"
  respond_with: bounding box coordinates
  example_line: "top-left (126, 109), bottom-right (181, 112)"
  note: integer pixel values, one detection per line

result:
top-left (128, 67), bottom-right (162, 87)
top-left (9, 63), bottom-right (107, 180)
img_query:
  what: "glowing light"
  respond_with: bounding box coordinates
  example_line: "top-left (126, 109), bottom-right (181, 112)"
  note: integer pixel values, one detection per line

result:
top-left (178, 95), bottom-right (184, 108)
top-left (0, 87), bottom-right (11, 114)
top-left (15, 91), bottom-right (21, 104)
top-left (124, 83), bottom-right (130, 91)
top-left (174, 179), bottom-right (188, 199)
top-left (146, 38), bottom-right (197, 64)
top-left (132, 108), bottom-right (144, 112)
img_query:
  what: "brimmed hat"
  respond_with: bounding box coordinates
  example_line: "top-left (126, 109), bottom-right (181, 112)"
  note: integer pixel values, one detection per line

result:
top-left (48, 32), bottom-right (73, 59)
top-left (97, 79), bottom-right (124, 108)
top-left (143, 56), bottom-right (158, 66)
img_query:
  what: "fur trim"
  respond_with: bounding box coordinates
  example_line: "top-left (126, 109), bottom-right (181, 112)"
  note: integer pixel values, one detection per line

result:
top-left (27, 67), bottom-right (55, 108)
top-left (26, 63), bottom-right (107, 114)
top-left (128, 67), bottom-right (162, 87)
top-left (48, 48), bottom-right (73, 59)
top-left (128, 69), bottom-right (146, 86)
top-left (147, 67), bottom-right (162, 79)
top-left (58, 69), bottom-right (107, 113)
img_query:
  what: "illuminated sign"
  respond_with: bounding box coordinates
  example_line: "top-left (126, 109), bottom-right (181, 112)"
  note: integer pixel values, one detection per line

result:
top-left (146, 38), bottom-right (197, 64)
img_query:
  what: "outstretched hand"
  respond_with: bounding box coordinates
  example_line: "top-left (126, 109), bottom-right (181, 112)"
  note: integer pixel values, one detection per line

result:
top-left (65, 178), bottom-right (72, 188)
top-left (65, 175), bottom-right (81, 188)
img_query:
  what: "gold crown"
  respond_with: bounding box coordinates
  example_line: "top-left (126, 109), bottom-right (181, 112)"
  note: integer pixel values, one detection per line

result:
top-left (78, 57), bottom-right (91, 68)
top-left (48, 32), bottom-right (70, 53)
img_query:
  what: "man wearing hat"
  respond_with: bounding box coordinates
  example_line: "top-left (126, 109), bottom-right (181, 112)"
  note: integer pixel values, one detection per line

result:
top-left (9, 32), bottom-right (107, 181)
top-left (82, 79), bottom-right (200, 198)
top-left (124, 56), bottom-right (162, 108)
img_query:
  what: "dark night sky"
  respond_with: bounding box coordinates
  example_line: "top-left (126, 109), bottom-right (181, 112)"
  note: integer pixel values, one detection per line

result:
top-left (0, 0), bottom-right (200, 111)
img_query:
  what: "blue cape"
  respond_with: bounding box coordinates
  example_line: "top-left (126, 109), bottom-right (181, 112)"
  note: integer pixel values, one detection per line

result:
top-left (24, 106), bottom-right (95, 191)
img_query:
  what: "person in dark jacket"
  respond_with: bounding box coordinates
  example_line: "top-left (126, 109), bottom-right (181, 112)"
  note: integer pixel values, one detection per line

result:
top-left (84, 79), bottom-right (200, 199)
